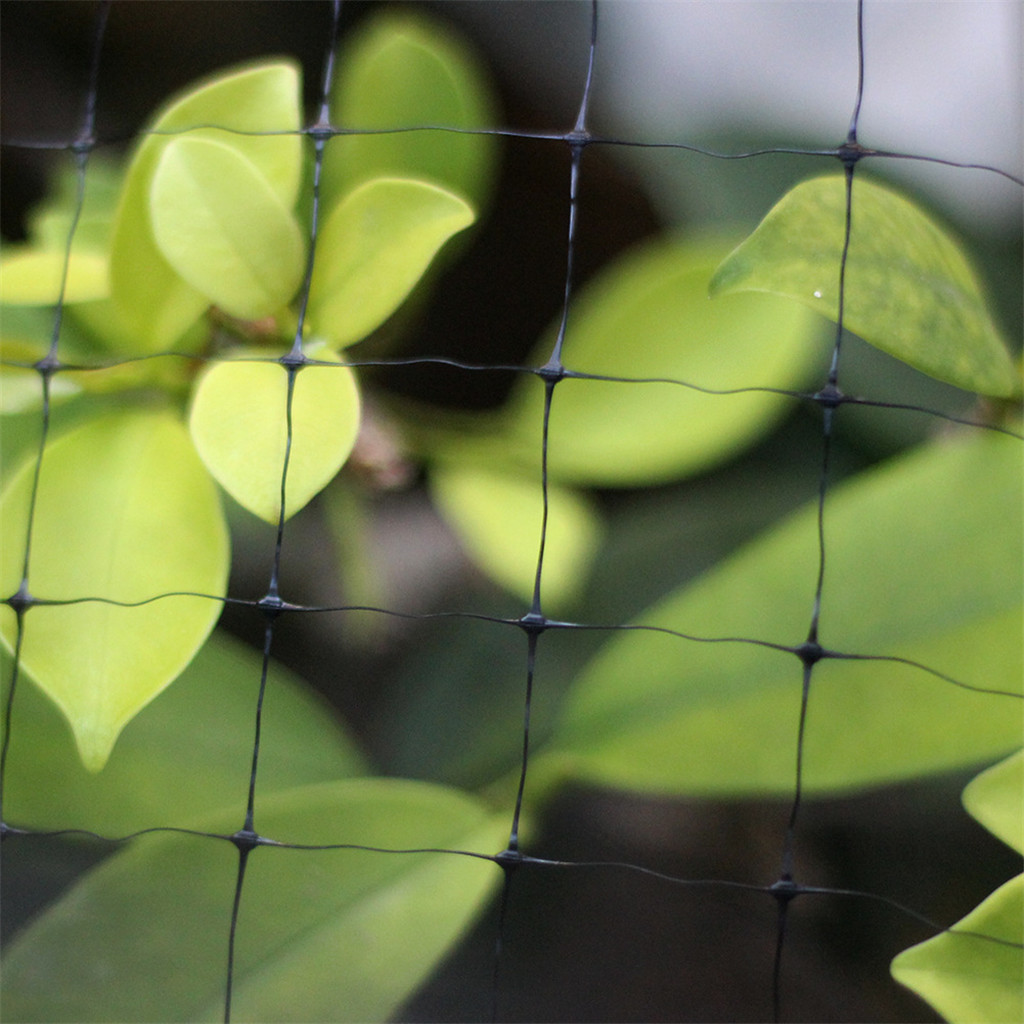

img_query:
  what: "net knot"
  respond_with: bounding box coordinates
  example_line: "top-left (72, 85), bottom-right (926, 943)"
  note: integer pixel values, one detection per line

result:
top-left (564, 128), bottom-right (592, 148)
top-left (279, 350), bottom-right (310, 372)
top-left (836, 140), bottom-right (868, 168)
top-left (305, 121), bottom-right (335, 144)
top-left (536, 360), bottom-right (566, 386)
top-left (70, 133), bottom-right (96, 158)
top-left (229, 828), bottom-right (263, 854)
top-left (769, 875), bottom-right (800, 904)
top-left (813, 383), bottom-right (845, 409)
top-left (495, 847), bottom-right (523, 872)
top-left (794, 641), bottom-right (825, 668)
top-left (34, 354), bottom-right (63, 378)
top-left (1, 822), bottom-right (29, 842)
top-left (517, 611), bottom-right (549, 636)
top-left (5, 582), bottom-right (35, 617)
top-left (258, 592), bottom-right (284, 619)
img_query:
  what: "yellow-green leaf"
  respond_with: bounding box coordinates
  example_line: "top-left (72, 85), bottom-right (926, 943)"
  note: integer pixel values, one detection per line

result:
top-left (891, 756), bottom-right (1024, 1021)
top-left (710, 174), bottom-right (1020, 397)
top-left (0, 249), bottom-right (109, 305)
top-left (308, 177), bottom-right (475, 347)
top-left (109, 61), bottom-right (301, 350)
top-left (150, 136), bottom-right (304, 319)
top-left (1, 632), bottom-right (366, 834)
top-left (321, 9), bottom-right (497, 214)
top-left (963, 749), bottom-right (1024, 854)
top-left (430, 463), bottom-right (603, 609)
top-left (891, 875), bottom-right (1024, 1024)
top-left (420, 237), bottom-right (822, 487)
top-left (188, 345), bottom-right (361, 524)
top-left (0, 410), bottom-right (229, 771)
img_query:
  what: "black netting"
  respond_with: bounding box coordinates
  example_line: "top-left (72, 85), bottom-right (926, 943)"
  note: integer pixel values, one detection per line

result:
top-left (2, 2), bottom-right (1021, 1022)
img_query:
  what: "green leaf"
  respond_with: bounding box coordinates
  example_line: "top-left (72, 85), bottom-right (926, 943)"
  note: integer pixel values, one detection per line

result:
top-left (963, 749), bottom-right (1024, 854)
top-left (72, 293), bottom-right (187, 356)
top-left (188, 344), bottom-right (361, 524)
top-left (0, 249), bottom-right (109, 305)
top-left (539, 431), bottom-right (1022, 796)
top-left (891, 874), bottom-right (1024, 1024)
top-left (1, 631), bottom-right (366, 834)
top-left (1, 779), bottom-right (507, 1023)
top-left (150, 136), bottom-right (304, 319)
top-left (423, 237), bottom-right (822, 487)
top-left (710, 174), bottom-right (1020, 398)
top-left (429, 463), bottom-right (603, 609)
top-left (308, 177), bottom-right (475, 347)
top-left (0, 409), bottom-right (229, 772)
top-left (321, 9), bottom-right (497, 214)
top-left (110, 61), bottom-right (301, 350)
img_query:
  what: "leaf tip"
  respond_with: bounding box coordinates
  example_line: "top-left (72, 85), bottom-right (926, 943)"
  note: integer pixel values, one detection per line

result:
top-left (74, 724), bottom-right (119, 774)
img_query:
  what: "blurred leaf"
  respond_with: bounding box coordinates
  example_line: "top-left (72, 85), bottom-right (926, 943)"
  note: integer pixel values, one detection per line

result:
top-left (891, 875), bottom-right (1024, 1024)
top-left (1, 332), bottom-right (194, 419)
top-left (0, 410), bottom-right (229, 771)
top-left (321, 479), bottom-right (392, 648)
top-left (308, 177), bottom-right (474, 347)
top-left (321, 8), bottom-right (497, 214)
top-left (0, 157), bottom-right (122, 308)
top-left (710, 174), bottom-right (1020, 398)
top-left (0, 249), bottom-right (108, 305)
top-left (0, 371), bottom-right (129, 491)
top-left (188, 344), bottom-right (361, 524)
top-left (150, 137), bottom-right (304, 320)
top-left (0, 305), bottom-right (61, 351)
top-left (73, 293), bottom-right (209, 360)
top-left (963, 749), bottom-right (1024, 854)
top-left (430, 463), bottom-right (602, 610)
top-left (25, 155), bottom-right (123, 251)
top-left (539, 431), bottom-right (1022, 796)
top-left (420, 237), bottom-right (823, 487)
top-left (0, 338), bottom-right (82, 415)
top-left (1, 779), bottom-right (507, 1023)
top-left (1, 631), bottom-right (367, 834)
top-left (110, 61), bottom-right (301, 350)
